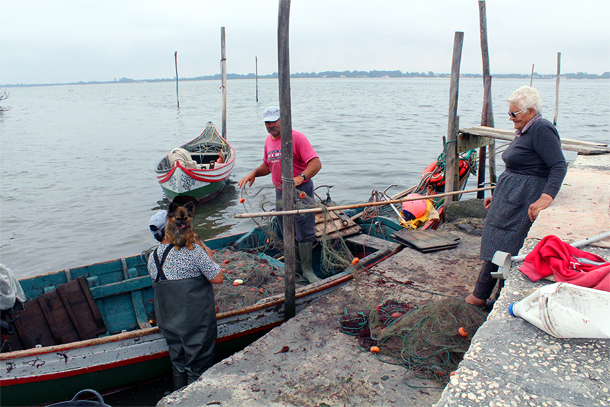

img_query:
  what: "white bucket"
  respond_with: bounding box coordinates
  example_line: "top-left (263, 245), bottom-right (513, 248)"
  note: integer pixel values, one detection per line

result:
top-left (508, 282), bottom-right (610, 339)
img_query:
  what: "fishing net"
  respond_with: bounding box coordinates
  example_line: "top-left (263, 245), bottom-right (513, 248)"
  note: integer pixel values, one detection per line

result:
top-left (238, 185), bottom-right (357, 278)
top-left (210, 247), bottom-right (310, 314)
top-left (338, 297), bottom-right (487, 387)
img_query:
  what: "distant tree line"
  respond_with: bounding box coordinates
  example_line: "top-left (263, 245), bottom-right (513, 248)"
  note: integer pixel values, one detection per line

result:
top-left (3, 70), bottom-right (608, 87)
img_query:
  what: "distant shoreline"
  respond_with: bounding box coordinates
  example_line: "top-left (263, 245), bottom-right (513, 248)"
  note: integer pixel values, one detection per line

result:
top-left (2, 70), bottom-right (608, 88)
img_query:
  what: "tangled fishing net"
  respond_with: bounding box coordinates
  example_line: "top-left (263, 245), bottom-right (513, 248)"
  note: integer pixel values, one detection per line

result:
top-left (191, 185), bottom-right (359, 314)
top-left (338, 297), bottom-right (487, 386)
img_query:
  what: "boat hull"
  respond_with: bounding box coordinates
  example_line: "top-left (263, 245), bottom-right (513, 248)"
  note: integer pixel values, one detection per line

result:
top-left (155, 121), bottom-right (236, 202)
top-left (0, 228), bottom-right (394, 406)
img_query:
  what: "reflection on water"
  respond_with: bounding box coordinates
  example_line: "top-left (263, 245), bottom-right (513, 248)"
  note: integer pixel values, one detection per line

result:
top-left (0, 78), bottom-right (608, 278)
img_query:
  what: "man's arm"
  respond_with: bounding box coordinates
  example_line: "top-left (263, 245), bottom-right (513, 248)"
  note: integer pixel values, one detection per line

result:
top-left (294, 157), bottom-right (321, 187)
top-left (238, 163), bottom-right (271, 188)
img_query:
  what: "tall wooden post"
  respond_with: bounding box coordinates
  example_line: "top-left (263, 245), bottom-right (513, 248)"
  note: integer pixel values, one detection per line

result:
top-left (553, 52), bottom-right (561, 126)
top-left (255, 56), bottom-right (259, 102)
top-left (530, 64), bottom-right (535, 87)
top-left (174, 51), bottom-right (179, 109)
top-left (278, 0), bottom-right (296, 320)
top-left (221, 27), bottom-right (227, 139)
top-left (444, 31), bottom-right (464, 214)
top-left (477, 0), bottom-right (495, 198)
top-left (484, 76), bottom-right (496, 187)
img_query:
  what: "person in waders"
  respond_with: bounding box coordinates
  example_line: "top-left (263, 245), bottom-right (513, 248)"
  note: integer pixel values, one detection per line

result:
top-left (238, 106), bottom-right (322, 284)
top-left (147, 209), bottom-right (223, 390)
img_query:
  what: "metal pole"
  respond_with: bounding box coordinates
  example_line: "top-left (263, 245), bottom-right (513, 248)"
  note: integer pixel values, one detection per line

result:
top-left (221, 27), bottom-right (227, 139)
top-left (278, 0), bottom-right (296, 320)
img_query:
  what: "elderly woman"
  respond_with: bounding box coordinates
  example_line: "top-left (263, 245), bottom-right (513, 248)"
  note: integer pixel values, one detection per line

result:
top-left (466, 86), bottom-right (567, 308)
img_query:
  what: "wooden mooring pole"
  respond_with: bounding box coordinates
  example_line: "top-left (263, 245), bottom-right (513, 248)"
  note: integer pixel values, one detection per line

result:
top-left (174, 51), bottom-right (179, 109)
top-left (221, 27), bottom-right (227, 139)
top-left (278, 0), bottom-right (296, 320)
top-left (444, 31), bottom-right (464, 215)
top-left (530, 64), bottom-right (535, 86)
top-left (554, 52), bottom-right (561, 126)
top-left (255, 56), bottom-right (259, 102)
top-left (477, 0), bottom-right (495, 198)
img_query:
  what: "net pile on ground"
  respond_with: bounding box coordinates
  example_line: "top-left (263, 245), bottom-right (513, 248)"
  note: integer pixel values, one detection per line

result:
top-left (339, 297), bottom-right (487, 386)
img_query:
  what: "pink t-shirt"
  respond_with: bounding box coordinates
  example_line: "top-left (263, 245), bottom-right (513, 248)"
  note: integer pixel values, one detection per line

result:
top-left (263, 130), bottom-right (318, 188)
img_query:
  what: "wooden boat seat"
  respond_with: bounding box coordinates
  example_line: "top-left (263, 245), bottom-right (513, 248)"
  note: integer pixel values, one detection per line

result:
top-left (5, 277), bottom-right (106, 351)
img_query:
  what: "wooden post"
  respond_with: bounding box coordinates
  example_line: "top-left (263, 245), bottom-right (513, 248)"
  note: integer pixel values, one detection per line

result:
top-left (485, 75), bottom-right (497, 187)
top-left (444, 31), bottom-right (464, 214)
top-left (278, 0), bottom-right (296, 320)
top-left (174, 51), bottom-right (179, 109)
top-left (530, 64), bottom-right (534, 87)
top-left (221, 27), bottom-right (227, 139)
top-left (554, 52), bottom-right (561, 126)
top-left (255, 56), bottom-right (259, 102)
top-left (477, 0), bottom-right (494, 198)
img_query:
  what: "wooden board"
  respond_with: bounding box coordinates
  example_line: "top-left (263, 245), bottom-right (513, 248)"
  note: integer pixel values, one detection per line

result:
top-left (7, 277), bottom-right (106, 351)
top-left (315, 209), bottom-right (361, 240)
top-left (391, 229), bottom-right (461, 253)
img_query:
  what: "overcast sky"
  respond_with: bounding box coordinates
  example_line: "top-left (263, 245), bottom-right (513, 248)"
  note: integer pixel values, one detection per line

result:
top-left (1, 0), bottom-right (609, 85)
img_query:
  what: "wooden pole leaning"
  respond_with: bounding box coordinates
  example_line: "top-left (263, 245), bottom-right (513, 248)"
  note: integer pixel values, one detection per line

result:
top-left (221, 27), bottom-right (227, 140)
top-left (234, 186), bottom-right (494, 219)
top-left (278, 0), bottom-right (296, 320)
top-left (444, 31), bottom-right (464, 214)
top-left (174, 51), bottom-right (179, 109)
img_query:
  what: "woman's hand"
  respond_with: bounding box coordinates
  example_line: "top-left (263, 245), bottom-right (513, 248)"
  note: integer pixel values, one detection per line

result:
top-left (483, 196), bottom-right (493, 209)
top-left (528, 193), bottom-right (554, 221)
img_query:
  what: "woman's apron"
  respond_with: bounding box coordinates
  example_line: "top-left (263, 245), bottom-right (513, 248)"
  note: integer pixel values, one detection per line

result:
top-left (152, 246), bottom-right (217, 382)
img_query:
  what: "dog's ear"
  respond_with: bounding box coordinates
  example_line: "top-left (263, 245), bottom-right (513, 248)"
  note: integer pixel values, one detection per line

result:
top-left (168, 201), bottom-right (178, 215)
top-left (184, 201), bottom-right (195, 213)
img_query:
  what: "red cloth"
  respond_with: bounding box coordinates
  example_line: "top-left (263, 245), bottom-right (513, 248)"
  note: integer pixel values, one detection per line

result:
top-left (520, 235), bottom-right (610, 292)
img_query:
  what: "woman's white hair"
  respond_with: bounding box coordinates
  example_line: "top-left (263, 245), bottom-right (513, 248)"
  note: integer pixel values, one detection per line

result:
top-left (507, 86), bottom-right (542, 113)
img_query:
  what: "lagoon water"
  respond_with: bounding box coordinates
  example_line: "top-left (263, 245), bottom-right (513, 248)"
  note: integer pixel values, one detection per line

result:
top-left (0, 77), bottom-right (609, 405)
top-left (1, 77), bottom-right (609, 281)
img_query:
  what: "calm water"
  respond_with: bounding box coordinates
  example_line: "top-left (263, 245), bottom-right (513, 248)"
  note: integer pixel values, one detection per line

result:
top-left (1, 77), bottom-right (609, 279)
top-left (0, 78), bottom-right (609, 405)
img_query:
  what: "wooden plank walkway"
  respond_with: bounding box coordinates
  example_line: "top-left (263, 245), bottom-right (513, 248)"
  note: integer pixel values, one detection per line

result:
top-left (459, 126), bottom-right (610, 155)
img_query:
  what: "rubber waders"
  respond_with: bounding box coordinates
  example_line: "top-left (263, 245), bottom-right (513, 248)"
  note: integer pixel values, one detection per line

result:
top-left (298, 241), bottom-right (321, 283)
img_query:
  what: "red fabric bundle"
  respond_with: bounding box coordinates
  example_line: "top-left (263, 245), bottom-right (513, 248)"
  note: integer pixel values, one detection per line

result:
top-left (520, 235), bottom-right (610, 292)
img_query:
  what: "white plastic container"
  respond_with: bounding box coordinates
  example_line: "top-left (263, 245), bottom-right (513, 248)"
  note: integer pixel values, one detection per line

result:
top-left (508, 282), bottom-right (610, 339)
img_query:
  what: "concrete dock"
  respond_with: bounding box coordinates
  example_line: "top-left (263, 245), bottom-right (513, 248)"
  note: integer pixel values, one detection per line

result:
top-left (159, 154), bottom-right (609, 407)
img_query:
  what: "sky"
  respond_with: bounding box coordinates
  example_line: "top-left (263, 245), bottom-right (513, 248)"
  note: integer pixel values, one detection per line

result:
top-left (1, 0), bottom-right (609, 85)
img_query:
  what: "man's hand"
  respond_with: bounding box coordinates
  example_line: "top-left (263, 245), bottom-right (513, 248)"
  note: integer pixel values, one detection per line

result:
top-left (238, 173), bottom-right (256, 188)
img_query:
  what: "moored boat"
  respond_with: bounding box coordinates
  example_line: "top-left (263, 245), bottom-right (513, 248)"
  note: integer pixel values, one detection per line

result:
top-left (0, 219), bottom-right (399, 406)
top-left (155, 122), bottom-right (235, 202)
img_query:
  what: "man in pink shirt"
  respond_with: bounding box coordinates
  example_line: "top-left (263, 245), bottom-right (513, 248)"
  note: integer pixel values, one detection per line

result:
top-left (238, 106), bottom-right (322, 283)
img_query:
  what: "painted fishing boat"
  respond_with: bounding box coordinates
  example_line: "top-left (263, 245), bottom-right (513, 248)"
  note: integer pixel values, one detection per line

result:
top-left (0, 217), bottom-right (399, 406)
top-left (155, 122), bottom-right (235, 202)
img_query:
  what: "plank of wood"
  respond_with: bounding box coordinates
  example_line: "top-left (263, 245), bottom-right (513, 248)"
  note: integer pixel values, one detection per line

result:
top-left (391, 230), bottom-right (461, 253)
top-left (460, 126), bottom-right (610, 154)
top-left (315, 209), bottom-right (361, 239)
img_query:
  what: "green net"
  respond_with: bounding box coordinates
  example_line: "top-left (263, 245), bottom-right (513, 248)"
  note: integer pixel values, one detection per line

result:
top-left (338, 297), bottom-right (487, 387)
